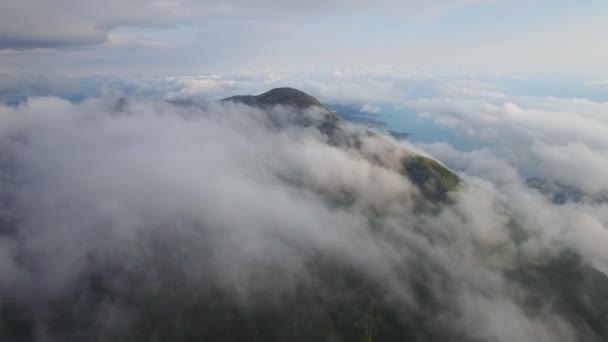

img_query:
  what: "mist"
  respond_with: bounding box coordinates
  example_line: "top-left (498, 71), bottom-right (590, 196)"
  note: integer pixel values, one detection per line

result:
top-left (0, 94), bottom-right (605, 341)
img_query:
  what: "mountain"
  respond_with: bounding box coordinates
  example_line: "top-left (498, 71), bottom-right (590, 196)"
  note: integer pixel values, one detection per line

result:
top-left (222, 87), bottom-right (327, 109)
top-left (223, 87), bottom-right (460, 201)
top-left (402, 155), bottom-right (460, 202)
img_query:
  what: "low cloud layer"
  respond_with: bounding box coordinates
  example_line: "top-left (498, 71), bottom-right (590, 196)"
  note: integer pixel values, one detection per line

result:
top-left (0, 92), bottom-right (606, 341)
top-left (2, 69), bottom-right (608, 193)
top-left (408, 92), bottom-right (608, 193)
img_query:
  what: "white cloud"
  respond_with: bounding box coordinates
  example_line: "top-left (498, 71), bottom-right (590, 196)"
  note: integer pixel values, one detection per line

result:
top-left (419, 142), bottom-right (608, 273)
top-left (2, 68), bottom-right (608, 197)
top-left (360, 104), bottom-right (382, 114)
top-left (0, 93), bottom-right (605, 340)
top-left (407, 91), bottom-right (608, 192)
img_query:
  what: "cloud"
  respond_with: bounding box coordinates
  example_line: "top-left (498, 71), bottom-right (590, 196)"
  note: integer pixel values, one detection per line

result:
top-left (1, 67), bottom-right (607, 190)
top-left (360, 104), bottom-right (382, 114)
top-left (528, 142), bottom-right (608, 192)
top-left (3, 69), bottom-right (607, 197)
top-left (0, 0), bottom-right (505, 50)
top-left (405, 91), bottom-right (608, 192)
top-left (0, 0), bottom-right (176, 50)
top-left (419, 142), bottom-right (608, 273)
top-left (0, 92), bottom-right (606, 341)
top-left (587, 80), bottom-right (608, 88)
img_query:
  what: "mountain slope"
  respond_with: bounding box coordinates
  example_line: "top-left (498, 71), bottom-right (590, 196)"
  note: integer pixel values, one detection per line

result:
top-left (223, 87), bottom-right (460, 201)
top-left (527, 177), bottom-right (608, 205)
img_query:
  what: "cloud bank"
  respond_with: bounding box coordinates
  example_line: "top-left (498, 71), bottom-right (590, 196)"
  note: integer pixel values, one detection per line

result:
top-left (0, 92), bottom-right (606, 341)
top-left (408, 93), bottom-right (608, 193)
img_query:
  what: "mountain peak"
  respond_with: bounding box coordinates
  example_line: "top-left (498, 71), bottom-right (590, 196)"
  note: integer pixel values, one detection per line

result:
top-left (222, 87), bottom-right (326, 109)
top-left (222, 87), bottom-right (460, 201)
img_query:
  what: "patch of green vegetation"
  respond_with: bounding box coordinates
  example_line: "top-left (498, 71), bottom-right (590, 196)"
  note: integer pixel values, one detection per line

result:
top-left (358, 304), bottom-right (376, 342)
top-left (256, 88), bottom-right (325, 108)
top-left (221, 87), bottom-right (340, 137)
top-left (222, 88), bottom-right (326, 109)
top-left (402, 155), bottom-right (460, 201)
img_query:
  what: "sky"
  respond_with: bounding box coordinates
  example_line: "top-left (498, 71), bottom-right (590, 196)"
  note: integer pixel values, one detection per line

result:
top-left (0, 0), bottom-right (607, 76)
